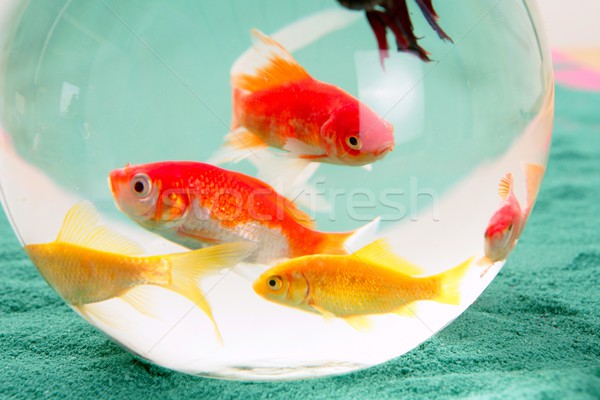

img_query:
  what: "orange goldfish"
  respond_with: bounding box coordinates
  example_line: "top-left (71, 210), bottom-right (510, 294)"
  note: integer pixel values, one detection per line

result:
top-left (24, 202), bottom-right (254, 341)
top-left (253, 239), bottom-right (473, 330)
top-left (109, 162), bottom-right (377, 264)
top-left (213, 29), bottom-right (395, 167)
top-left (483, 163), bottom-right (545, 266)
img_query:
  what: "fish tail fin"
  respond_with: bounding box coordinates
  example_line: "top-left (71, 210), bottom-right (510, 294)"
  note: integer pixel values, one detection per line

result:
top-left (435, 257), bottom-right (474, 306)
top-left (523, 162), bottom-right (545, 211)
top-left (164, 242), bottom-right (255, 343)
top-left (317, 231), bottom-right (353, 255)
top-left (231, 29), bottom-right (311, 93)
top-left (208, 127), bottom-right (269, 165)
top-left (414, 0), bottom-right (453, 42)
top-left (366, 10), bottom-right (391, 54)
top-left (319, 218), bottom-right (380, 255)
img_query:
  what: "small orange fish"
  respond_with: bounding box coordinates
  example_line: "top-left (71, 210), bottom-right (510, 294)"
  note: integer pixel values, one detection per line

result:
top-left (214, 29), bottom-right (395, 167)
top-left (109, 162), bottom-right (377, 264)
top-left (483, 173), bottom-right (523, 263)
top-left (253, 239), bottom-right (472, 330)
top-left (482, 163), bottom-right (545, 267)
top-left (24, 202), bottom-right (254, 341)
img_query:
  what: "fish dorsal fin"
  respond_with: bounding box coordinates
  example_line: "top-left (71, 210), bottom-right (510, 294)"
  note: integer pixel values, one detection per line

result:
top-left (57, 201), bottom-right (99, 243)
top-left (354, 240), bottom-right (425, 276)
top-left (497, 173), bottom-right (514, 199)
top-left (283, 200), bottom-right (316, 229)
top-left (232, 29), bottom-right (311, 93)
top-left (56, 202), bottom-right (144, 255)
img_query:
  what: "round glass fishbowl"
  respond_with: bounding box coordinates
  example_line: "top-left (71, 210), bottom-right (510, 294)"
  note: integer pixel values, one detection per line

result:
top-left (0, 0), bottom-right (553, 380)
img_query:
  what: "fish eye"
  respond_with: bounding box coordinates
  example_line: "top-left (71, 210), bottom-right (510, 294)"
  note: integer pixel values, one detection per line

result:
top-left (131, 173), bottom-right (152, 198)
top-left (345, 134), bottom-right (362, 150)
top-left (267, 276), bottom-right (283, 291)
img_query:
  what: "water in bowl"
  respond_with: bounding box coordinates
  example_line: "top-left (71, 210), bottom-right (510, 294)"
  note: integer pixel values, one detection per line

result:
top-left (0, 0), bottom-right (553, 380)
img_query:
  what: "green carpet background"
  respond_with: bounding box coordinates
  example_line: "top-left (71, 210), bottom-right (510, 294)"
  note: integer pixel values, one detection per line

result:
top-left (1, 84), bottom-right (599, 399)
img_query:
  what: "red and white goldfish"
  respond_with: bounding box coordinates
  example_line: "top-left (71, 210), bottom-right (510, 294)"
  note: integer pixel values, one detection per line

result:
top-left (24, 202), bottom-right (254, 341)
top-left (253, 239), bottom-right (472, 330)
top-left (213, 29), bottom-right (395, 167)
top-left (109, 161), bottom-right (377, 264)
top-left (482, 163), bottom-right (545, 267)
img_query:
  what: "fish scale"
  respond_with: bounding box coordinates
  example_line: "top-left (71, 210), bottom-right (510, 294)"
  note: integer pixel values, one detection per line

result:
top-left (181, 202), bottom-right (290, 262)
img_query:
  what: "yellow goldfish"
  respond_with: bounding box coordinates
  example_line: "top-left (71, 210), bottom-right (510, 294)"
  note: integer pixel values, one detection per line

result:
top-left (24, 202), bottom-right (254, 341)
top-left (253, 239), bottom-right (473, 330)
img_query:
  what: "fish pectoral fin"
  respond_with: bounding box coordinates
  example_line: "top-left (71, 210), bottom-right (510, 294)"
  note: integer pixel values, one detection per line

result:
top-left (177, 228), bottom-right (222, 245)
top-left (343, 316), bottom-right (374, 332)
top-left (308, 302), bottom-right (336, 320)
top-left (476, 256), bottom-right (497, 278)
top-left (476, 256), bottom-right (493, 267)
top-left (353, 239), bottom-right (425, 276)
top-left (208, 128), bottom-right (268, 165)
top-left (283, 138), bottom-right (325, 158)
top-left (56, 202), bottom-right (144, 255)
top-left (298, 154), bottom-right (328, 160)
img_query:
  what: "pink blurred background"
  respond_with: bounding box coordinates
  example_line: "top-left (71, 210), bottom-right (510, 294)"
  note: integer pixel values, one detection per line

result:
top-left (538, 0), bottom-right (600, 91)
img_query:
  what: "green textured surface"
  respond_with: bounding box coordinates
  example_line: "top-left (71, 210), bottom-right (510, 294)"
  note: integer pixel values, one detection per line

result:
top-left (1, 84), bottom-right (599, 399)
